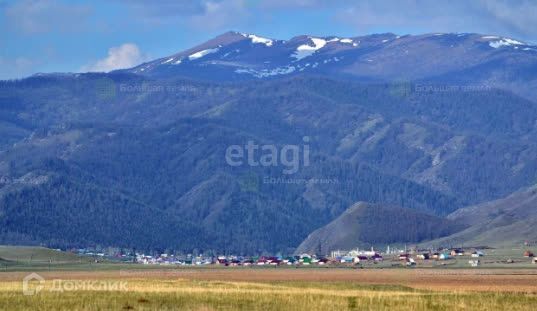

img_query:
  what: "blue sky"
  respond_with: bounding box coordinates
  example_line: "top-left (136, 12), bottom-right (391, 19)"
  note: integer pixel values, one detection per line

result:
top-left (1, 0), bottom-right (537, 79)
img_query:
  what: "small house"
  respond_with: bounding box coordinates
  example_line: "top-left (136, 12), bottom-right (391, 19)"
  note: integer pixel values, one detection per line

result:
top-left (318, 258), bottom-right (330, 265)
top-left (471, 251), bottom-right (484, 258)
top-left (371, 254), bottom-right (383, 262)
top-left (450, 249), bottom-right (465, 256)
top-left (340, 256), bottom-right (355, 264)
top-left (399, 254), bottom-right (410, 260)
top-left (267, 256), bottom-right (281, 265)
top-left (284, 257), bottom-right (297, 265)
top-left (417, 253), bottom-right (430, 260)
top-left (405, 258), bottom-right (416, 266)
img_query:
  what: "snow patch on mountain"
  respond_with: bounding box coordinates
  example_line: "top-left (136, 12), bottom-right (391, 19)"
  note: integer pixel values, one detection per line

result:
top-left (292, 38), bottom-right (327, 60)
top-left (322, 56), bottom-right (343, 64)
top-left (486, 37), bottom-right (525, 48)
top-left (189, 48), bottom-right (220, 60)
top-left (161, 58), bottom-right (175, 64)
top-left (235, 66), bottom-right (296, 78)
top-left (327, 37), bottom-right (357, 46)
top-left (241, 33), bottom-right (273, 47)
top-left (340, 38), bottom-right (358, 46)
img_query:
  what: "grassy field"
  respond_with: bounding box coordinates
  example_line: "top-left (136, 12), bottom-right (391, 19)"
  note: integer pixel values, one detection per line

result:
top-left (0, 246), bottom-right (98, 273)
top-left (1, 268), bottom-right (537, 310)
top-left (0, 246), bottom-right (91, 264)
top-left (1, 246), bottom-right (537, 310)
top-left (1, 276), bottom-right (537, 310)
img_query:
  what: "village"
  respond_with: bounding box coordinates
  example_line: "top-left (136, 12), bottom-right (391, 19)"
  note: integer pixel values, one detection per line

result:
top-left (73, 246), bottom-right (537, 268)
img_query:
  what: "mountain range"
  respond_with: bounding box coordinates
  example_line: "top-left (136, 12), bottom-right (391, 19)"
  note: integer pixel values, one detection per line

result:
top-left (124, 31), bottom-right (537, 101)
top-left (1, 31), bottom-right (536, 253)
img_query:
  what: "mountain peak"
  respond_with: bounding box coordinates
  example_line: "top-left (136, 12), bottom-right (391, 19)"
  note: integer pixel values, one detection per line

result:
top-left (198, 31), bottom-right (248, 47)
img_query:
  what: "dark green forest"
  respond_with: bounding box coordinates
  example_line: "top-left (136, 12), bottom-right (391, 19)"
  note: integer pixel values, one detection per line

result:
top-left (1, 73), bottom-right (536, 253)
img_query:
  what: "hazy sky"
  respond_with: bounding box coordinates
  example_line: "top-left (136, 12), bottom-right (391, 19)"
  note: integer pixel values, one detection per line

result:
top-left (1, 0), bottom-right (537, 79)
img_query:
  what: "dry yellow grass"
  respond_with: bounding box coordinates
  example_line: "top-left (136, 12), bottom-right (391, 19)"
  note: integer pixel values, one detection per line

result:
top-left (1, 269), bottom-right (536, 310)
top-left (2, 268), bottom-right (536, 292)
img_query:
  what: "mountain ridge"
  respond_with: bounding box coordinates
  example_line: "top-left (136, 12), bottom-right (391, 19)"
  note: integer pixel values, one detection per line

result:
top-left (1, 31), bottom-right (537, 252)
top-left (117, 31), bottom-right (537, 101)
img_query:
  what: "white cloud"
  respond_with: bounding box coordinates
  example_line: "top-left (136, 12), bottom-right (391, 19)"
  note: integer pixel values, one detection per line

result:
top-left (82, 43), bottom-right (148, 73)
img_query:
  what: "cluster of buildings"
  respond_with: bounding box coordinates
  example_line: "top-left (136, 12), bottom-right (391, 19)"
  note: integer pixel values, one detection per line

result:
top-left (397, 249), bottom-right (485, 266)
top-left (71, 246), bottom-right (537, 267)
top-left (132, 248), bottom-right (483, 267)
top-left (73, 247), bottom-right (133, 259)
top-left (135, 253), bottom-right (368, 266)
